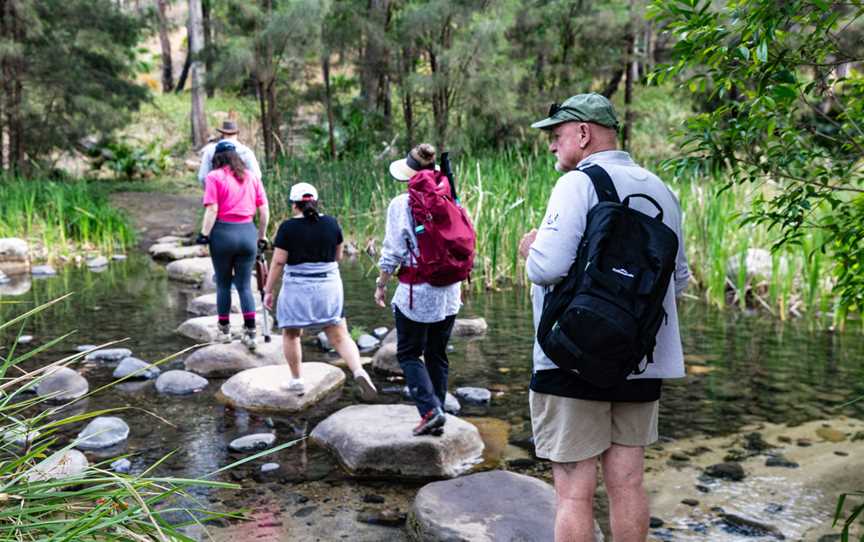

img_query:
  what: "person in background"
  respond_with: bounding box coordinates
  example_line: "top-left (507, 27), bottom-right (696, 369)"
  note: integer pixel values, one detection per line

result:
top-left (375, 144), bottom-right (462, 437)
top-left (198, 120), bottom-right (262, 188)
top-left (197, 140), bottom-right (269, 350)
top-left (263, 182), bottom-right (377, 400)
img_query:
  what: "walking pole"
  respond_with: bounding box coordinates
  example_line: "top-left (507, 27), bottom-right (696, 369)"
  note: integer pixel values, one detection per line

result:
top-left (255, 239), bottom-right (272, 343)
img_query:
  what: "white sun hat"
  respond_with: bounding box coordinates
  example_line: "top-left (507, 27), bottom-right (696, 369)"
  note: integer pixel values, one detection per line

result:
top-left (289, 182), bottom-right (318, 202)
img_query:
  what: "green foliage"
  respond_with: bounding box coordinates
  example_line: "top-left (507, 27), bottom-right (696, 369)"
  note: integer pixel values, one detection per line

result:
top-left (0, 178), bottom-right (134, 256)
top-left (648, 0), bottom-right (864, 317)
top-left (87, 139), bottom-right (172, 180)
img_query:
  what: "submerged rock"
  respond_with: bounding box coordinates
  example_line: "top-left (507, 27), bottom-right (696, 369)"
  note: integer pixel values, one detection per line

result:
top-left (765, 454), bottom-right (799, 468)
top-left (111, 458), bottom-right (132, 474)
top-left (310, 404), bottom-right (484, 479)
top-left (816, 427), bottom-right (846, 442)
top-left (165, 257), bottom-right (213, 284)
top-left (36, 367), bottom-right (89, 401)
top-left (85, 348), bottom-right (133, 363)
top-left (184, 336), bottom-right (285, 377)
top-left (155, 370), bottom-right (208, 395)
top-left (704, 462), bottom-right (746, 481)
top-left (228, 433), bottom-right (276, 452)
top-left (410, 470), bottom-right (604, 541)
top-left (113, 357), bottom-right (160, 380)
top-left (27, 449), bottom-right (88, 482)
top-left (720, 513), bottom-right (785, 539)
top-left (75, 416), bottom-right (129, 450)
top-left (220, 363), bottom-right (344, 412)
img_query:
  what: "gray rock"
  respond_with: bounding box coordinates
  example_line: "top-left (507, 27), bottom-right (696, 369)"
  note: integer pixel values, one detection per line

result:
top-left (17, 335), bottom-right (33, 344)
top-left (381, 328), bottom-right (397, 346)
top-left (220, 363), bottom-right (345, 413)
top-left (0, 270), bottom-right (9, 284)
top-left (85, 348), bottom-right (133, 363)
top-left (0, 237), bottom-right (30, 275)
top-left (372, 327), bottom-right (389, 339)
top-left (455, 387), bottom-right (491, 406)
top-left (155, 370), bottom-right (208, 395)
top-left (705, 462), bottom-right (746, 481)
top-left (111, 254), bottom-right (127, 261)
top-left (75, 416), bottom-right (130, 450)
top-left (155, 235), bottom-right (186, 244)
top-left (165, 257), bottom-right (213, 284)
top-left (152, 244), bottom-right (209, 261)
top-left (260, 462), bottom-right (280, 473)
top-left (452, 317), bottom-right (488, 337)
top-left (86, 256), bottom-right (109, 268)
top-left (726, 248), bottom-right (788, 284)
top-left (356, 334), bottom-right (380, 353)
top-left (186, 291), bottom-right (261, 316)
top-left (36, 367), bottom-right (89, 401)
top-left (27, 449), bottom-right (88, 482)
top-left (765, 454), bottom-right (799, 468)
top-left (721, 513), bottom-right (785, 539)
top-left (184, 336), bottom-right (285, 377)
top-left (228, 433), bottom-right (276, 452)
top-left (111, 458), bottom-right (132, 474)
top-left (75, 344), bottom-right (98, 353)
top-left (31, 265), bottom-right (57, 276)
top-left (176, 314), bottom-right (264, 342)
top-left (113, 357), bottom-right (161, 380)
top-left (371, 342), bottom-right (400, 374)
top-left (444, 392), bottom-right (461, 415)
top-left (410, 470), bottom-right (604, 542)
top-left (310, 404), bottom-right (484, 479)
top-left (2, 419), bottom-right (40, 447)
top-left (317, 331), bottom-right (332, 351)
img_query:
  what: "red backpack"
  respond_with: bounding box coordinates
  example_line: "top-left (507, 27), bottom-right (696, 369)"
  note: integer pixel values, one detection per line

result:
top-left (398, 169), bottom-right (476, 296)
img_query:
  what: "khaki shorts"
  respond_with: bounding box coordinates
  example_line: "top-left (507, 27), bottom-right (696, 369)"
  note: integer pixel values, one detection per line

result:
top-left (529, 391), bottom-right (659, 463)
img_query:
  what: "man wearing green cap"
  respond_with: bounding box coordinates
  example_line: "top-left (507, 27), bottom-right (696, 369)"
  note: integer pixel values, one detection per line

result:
top-left (519, 93), bottom-right (690, 541)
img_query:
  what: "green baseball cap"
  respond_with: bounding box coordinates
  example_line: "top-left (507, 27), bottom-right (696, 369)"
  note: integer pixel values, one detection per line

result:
top-left (531, 93), bottom-right (620, 130)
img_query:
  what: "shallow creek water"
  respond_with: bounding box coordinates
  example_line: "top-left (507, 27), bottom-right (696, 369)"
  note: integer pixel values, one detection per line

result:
top-left (2, 255), bottom-right (863, 540)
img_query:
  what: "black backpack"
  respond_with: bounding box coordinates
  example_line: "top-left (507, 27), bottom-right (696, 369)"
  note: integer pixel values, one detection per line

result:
top-left (536, 164), bottom-right (679, 389)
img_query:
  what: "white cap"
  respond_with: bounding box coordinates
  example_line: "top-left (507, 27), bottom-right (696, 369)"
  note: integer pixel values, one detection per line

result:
top-left (289, 182), bottom-right (318, 202)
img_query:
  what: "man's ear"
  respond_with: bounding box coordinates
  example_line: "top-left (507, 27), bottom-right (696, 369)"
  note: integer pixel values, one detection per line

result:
top-left (579, 123), bottom-right (591, 149)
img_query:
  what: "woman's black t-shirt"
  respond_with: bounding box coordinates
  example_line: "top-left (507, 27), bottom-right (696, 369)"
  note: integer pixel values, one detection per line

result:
top-left (273, 216), bottom-right (343, 265)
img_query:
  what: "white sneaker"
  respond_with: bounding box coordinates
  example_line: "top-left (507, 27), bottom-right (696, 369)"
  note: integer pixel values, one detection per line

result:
top-left (283, 377), bottom-right (305, 394)
top-left (353, 369), bottom-right (377, 401)
top-left (216, 324), bottom-right (232, 344)
top-left (240, 330), bottom-right (257, 351)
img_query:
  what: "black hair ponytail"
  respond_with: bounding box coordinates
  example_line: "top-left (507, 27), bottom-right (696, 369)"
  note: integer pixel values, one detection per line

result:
top-left (296, 200), bottom-right (320, 222)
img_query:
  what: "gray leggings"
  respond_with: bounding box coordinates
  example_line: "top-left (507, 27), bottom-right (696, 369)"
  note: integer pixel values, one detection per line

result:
top-left (209, 221), bottom-right (257, 320)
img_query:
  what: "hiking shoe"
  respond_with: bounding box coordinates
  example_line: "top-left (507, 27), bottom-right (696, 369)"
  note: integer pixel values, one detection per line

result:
top-left (241, 329), bottom-right (257, 351)
top-left (413, 408), bottom-right (446, 436)
top-left (282, 377), bottom-right (305, 394)
top-left (216, 323), bottom-right (232, 344)
top-left (353, 369), bottom-right (378, 402)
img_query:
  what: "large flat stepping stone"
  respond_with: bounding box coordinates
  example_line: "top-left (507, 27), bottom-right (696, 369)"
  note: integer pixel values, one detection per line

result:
top-left (410, 470), bottom-right (603, 541)
top-left (155, 370), bottom-right (208, 395)
top-left (219, 363), bottom-right (344, 413)
top-left (184, 335), bottom-right (285, 377)
top-left (36, 367), bottom-right (89, 401)
top-left (452, 317), bottom-right (488, 337)
top-left (166, 257), bottom-right (213, 284)
top-left (0, 237), bottom-right (30, 275)
top-left (27, 449), bottom-right (88, 482)
top-left (310, 404), bottom-right (484, 479)
top-left (176, 314), bottom-right (266, 342)
top-left (186, 291), bottom-right (261, 316)
top-left (75, 416), bottom-right (129, 450)
top-left (151, 244), bottom-right (208, 261)
top-left (85, 348), bottom-right (133, 363)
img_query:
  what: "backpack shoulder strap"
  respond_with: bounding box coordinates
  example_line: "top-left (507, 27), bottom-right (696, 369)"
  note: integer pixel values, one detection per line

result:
top-left (579, 164), bottom-right (621, 204)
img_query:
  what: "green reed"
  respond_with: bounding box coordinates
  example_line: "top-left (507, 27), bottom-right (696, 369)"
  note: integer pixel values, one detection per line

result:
top-left (0, 178), bottom-right (134, 258)
top-left (266, 153), bottom-right (842, 321)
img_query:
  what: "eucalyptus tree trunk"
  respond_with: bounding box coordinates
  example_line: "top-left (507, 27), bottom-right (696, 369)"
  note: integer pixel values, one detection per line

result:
top-left (189, 0), bottom-right (208, 149)
top-left (156, 0), bottom-right (173, 93)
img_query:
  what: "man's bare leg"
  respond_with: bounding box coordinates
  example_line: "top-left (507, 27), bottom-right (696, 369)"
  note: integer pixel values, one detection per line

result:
top-left (552, 458), bottom-right (599, 542)
top-left (601, 444), bottom-right (649, 542)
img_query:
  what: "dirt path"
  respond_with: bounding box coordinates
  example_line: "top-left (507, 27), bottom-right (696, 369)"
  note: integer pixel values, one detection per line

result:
top-left (110, 191), bottom-right (200, 250)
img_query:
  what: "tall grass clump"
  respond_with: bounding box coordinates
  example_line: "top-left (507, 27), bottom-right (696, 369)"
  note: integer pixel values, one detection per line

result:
top-left (0, 178), bottom-right (134, 258)
top-left (0, 296), bottom-right (298, 540)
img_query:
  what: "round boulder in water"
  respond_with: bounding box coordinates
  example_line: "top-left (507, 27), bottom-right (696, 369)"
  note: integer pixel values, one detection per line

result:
top-left (310, 404), bottom-right (484, 479)
top-left (85, 348), bottom-right (133, 363)
top-left (113, 357), bottom-right (160, 380)
top-left (455, 387), bottom-right (491, 406)
top-left (371, 342), bottom-right (400, 375)
top-left (356, 333), bottom-right (380, 353)
top-left (219, 363), bottom-right (344, 413)
top-left (86, 256), bottom-right (108, 269)
top-left (228, 433), bottom-right (276, 453)
top-left (75, 416), bottom-right (129, 450)
top-left (111, 458), bottom-right (132, 474)
top-left (410, 470), bottom-right (604, 541)
top-left (27, 449), bottom-right (88, 482)
top-left (452, 317), bottom-right (488, 337)
top-left (372, 326), bottom-right (389, 339)
top-left (155, 370), bottom-right (208, 395)
top-left (36, 367), bottom-right (89, 402)
top-left (184, 336), bottom-right (285, 378)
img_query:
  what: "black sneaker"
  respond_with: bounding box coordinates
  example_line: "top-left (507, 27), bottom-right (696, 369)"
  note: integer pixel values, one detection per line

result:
top-left (413, 408), bottom-right (446, 436)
